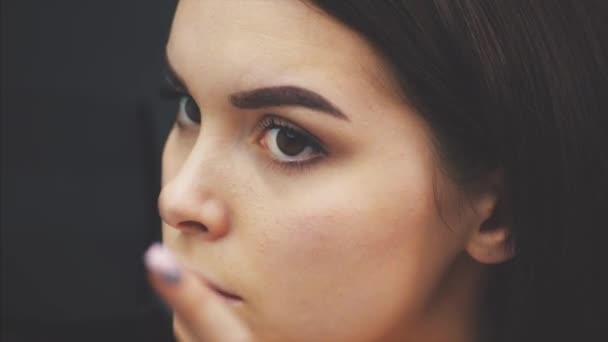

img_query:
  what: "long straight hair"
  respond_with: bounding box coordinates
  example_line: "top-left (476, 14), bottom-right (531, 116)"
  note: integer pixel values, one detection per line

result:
top-left (310, 1), bottom-right (608, 341)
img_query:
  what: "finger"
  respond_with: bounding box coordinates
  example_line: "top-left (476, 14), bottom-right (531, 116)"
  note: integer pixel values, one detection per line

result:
top-left (144, 243), bottom-right (251, 342)
top-left (173, 314), bottom-right (200, 342)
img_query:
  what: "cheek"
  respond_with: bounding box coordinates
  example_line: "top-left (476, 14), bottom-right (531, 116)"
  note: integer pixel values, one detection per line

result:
top-left (262, 185), bottom-right (436, 291)
top-left (258, 158), bottom-right (441, 275)
top-left (249, 171), bottom-right (460, 340)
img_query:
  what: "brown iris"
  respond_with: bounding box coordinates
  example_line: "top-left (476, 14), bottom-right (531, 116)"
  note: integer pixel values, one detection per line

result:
top-left (276, 128), bottom-right (307, 156)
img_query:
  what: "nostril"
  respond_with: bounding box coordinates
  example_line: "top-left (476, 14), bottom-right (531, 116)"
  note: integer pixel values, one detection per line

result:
top-left (177, 221), bottom-right (209, 234)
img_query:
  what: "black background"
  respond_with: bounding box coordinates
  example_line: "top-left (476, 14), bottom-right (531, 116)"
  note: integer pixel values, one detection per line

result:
top-left (2, 0), bottom-right (178, 340)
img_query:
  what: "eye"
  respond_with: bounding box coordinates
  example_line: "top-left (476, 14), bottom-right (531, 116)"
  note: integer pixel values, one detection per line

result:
top-left (258, 116), bottom-right (326, 165)
top-left (178, 95), bottom-right (201, 124)
top-left (159, 64), bottom-right (201, 126)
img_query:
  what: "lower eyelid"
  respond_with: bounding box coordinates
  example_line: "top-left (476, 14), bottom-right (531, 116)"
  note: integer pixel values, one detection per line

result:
top-left (265, 155), bottom-right (325, 173)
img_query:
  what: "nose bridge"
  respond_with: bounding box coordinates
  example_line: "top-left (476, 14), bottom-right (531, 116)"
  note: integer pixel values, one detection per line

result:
top-left (180, 135), bottom-right (228, 189)
top-left (158, 134), bottom-right (235, 237)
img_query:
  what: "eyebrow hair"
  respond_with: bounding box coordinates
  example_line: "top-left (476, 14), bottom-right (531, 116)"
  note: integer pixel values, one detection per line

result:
top-left (230, 86), bottom-right (349, 121)
top-left (164, 51), bottom-right (189, 93)
top-left (164, 50), bottom-right (348, 121)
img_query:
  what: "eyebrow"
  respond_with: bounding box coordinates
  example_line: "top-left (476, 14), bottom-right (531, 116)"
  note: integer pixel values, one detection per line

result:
top-left (164, 52), bottom-right (189, 93)
top-left (230, 86), bottom-right (349, 121)
top-left (164, 50), bottom-right (349, 121)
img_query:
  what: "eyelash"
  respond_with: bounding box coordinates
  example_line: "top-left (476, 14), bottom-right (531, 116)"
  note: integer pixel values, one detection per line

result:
top-left (160, 73), bottom-right (192, 128)
top-left (160, 69), bottom-right (188, 100)
top-left (160, 71), bottom-right (328, 172)
top-left (256, 115), bottom-right (328, 172)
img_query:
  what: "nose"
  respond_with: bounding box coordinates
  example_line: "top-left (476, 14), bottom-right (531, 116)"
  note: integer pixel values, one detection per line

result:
top-left (158, 150), bottom-right (231, 240)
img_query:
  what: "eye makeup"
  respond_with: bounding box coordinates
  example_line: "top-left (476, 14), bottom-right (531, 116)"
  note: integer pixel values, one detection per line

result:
top-left (160, 60), bottom-right (201, 128)
top-left (256, 115), bottom-right (328, 171)
top-left (159, 54), bottom-right (332, 173)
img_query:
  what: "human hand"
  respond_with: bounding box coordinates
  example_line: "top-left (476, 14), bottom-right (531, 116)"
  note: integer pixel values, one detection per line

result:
top-left (144, 243), bottom-right (252, 342)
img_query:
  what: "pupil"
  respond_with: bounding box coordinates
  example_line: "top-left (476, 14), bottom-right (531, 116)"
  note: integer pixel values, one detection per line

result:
top-left (185, 97), bottom-right (201, 123)
top-left (277, 128), bottom-right (306, 156)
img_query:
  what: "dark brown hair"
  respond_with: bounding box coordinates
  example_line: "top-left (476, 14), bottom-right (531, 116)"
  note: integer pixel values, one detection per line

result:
top-left (310, 1), bottom-right (608, 341)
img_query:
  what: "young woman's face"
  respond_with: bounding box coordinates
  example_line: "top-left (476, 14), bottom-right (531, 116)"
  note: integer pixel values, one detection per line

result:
top-left (160, 1), bottom-right (485, 341)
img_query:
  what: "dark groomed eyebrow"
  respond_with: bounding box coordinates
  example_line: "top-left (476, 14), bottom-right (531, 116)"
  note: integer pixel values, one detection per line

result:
top-left (230, 86), bottom-right (349, 121)
top-left (165, 49), bottom-right (348, 121)
top-left (164, 51), bottom-right (189, 93)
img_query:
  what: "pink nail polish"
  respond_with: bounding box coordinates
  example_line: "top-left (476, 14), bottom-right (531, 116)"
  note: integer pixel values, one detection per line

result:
top-left (144, 243), bottom-right (181, 284)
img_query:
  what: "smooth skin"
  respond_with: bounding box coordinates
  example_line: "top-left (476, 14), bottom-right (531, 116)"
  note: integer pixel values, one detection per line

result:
top-left (147, 1), bottom-right (513, 341)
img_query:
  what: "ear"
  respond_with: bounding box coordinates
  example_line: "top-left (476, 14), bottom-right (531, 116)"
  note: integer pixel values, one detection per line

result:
top-left (464, 170), bottom-right (515, 264)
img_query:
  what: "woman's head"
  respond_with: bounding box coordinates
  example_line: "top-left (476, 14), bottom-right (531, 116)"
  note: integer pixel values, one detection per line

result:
top-left (158, 1), bottom-right (607, 341)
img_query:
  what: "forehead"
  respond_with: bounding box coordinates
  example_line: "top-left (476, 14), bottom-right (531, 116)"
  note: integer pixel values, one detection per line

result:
top-left (167, 0), bottom-right (403, 102)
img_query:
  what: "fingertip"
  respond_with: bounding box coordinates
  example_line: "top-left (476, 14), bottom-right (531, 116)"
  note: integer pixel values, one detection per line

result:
top-left (144, 243), bottom-right (182, 286)
top-left (143, 243), bottom-right (252, 342)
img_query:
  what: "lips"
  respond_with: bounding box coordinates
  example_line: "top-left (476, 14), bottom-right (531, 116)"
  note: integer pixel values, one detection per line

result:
top-left (192, 272), bottom-right (243, 302)
top-left (206, 281), bottom-right (243, 302)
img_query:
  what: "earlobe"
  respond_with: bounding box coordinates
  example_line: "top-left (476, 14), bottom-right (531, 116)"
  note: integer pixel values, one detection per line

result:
top-left (466, 224), bottom-right (514, 264)
top-left (464, 170), bottom-right (515, 264)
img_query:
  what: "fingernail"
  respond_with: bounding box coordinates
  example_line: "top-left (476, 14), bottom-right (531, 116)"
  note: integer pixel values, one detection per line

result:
top-left (144, 243), bottom-right (181, 284)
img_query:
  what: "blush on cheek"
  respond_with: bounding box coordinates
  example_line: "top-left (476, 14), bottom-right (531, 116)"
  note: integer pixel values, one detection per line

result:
top-left (274, 213), bottom-right (342, 265)
top-left (263, 203), bottom-right (371, 275)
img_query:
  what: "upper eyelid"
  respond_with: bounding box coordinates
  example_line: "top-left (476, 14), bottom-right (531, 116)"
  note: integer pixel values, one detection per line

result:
top-left (164, 67), bottom-right (188, 94)
top-left (260, 116), bottom-right (311, 138)
top-left (259, 116), bottom-right (326, 151)
top-left (164, 53), bottom-right (190, 95)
